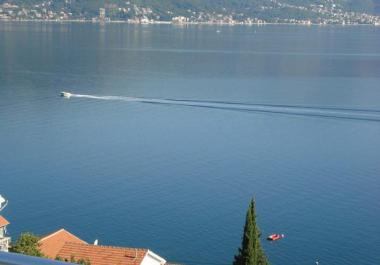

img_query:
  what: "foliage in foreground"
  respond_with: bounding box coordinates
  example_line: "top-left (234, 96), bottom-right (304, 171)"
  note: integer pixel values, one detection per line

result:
top-left (56, 255), bottom-right (91, 265)
top-left (9, 232), bottom-right (44, 257)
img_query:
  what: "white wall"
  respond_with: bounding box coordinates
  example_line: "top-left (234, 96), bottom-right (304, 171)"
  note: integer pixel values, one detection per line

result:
top-left (140, 250), bottom-right (166, 265)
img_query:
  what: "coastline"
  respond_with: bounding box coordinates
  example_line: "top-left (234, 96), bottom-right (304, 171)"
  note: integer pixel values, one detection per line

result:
top-left (0, 18), bottom-right (379, 27)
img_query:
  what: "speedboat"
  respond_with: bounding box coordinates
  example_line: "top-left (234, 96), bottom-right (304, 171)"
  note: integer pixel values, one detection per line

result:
top-left (267, 234), bottom-right (284, 241)
top-left (60, 91), bottom-right (72, 98)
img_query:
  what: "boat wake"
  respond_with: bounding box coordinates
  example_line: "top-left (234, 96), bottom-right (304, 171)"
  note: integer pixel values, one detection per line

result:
top-left (67, 93), bottom-right (380, 122)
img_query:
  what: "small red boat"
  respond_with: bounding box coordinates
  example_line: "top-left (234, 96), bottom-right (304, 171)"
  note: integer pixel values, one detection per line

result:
top-left (267, 234), bottom-right (284, 241)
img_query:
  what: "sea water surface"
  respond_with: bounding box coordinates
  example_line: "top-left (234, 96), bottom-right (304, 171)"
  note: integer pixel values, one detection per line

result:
top-left (0, 22), bottom-right (380, 265)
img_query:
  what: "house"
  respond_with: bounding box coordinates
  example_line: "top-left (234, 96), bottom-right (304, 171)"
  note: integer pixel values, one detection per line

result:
top-left (0, 216), bottom-right (11, 252)
top-left (39, 229), bottom-right (178, 265)
top-left (39, 229), bottom-right (87, 258)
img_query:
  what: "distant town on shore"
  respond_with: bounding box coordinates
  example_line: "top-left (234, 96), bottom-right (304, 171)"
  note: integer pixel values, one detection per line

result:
top-left (1, 0), bottom-right (380, 25)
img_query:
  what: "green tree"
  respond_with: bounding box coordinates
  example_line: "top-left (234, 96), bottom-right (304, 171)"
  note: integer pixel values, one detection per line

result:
top-left (10, 232), bottom-right (44, 257)
top-left (76, 258), bottom-right (91, 265)
top-left (233, 199), bottom-right (270, 265)
top-left (56, 255), bottom-right (91, 265)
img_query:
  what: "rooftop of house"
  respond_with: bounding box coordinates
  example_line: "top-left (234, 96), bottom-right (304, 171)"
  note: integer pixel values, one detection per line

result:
top-left (39, 229), bottom-right (88, 258)
top-left (0, 216), bottom-right (10, 228)
top-left (57, 242), bottom-right (148, 265)
top-left (39, 228), bottom-right (175, 265)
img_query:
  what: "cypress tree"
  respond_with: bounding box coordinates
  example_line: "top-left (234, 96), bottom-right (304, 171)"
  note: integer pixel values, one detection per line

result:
top-left (233, 199), bottom-right (270, 265)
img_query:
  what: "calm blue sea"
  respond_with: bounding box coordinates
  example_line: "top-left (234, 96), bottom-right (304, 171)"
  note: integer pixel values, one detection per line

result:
top-left (0, 22), bottom-right (380, 265)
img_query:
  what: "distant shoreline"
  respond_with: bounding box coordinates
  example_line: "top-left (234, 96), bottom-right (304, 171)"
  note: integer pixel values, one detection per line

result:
top-left (0, 19), bottom-right (379, 27)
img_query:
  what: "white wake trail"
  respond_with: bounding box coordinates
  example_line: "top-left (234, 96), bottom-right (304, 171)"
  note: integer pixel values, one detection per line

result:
top-left (71, 94), bottom-right (139, 101)
top-left (67, 93), bottom-right (380, 122)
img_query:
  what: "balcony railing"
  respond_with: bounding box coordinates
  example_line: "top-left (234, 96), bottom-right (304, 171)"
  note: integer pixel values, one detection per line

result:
top-left (0, 237), bottom-right (11, 252)
top-left (0, 251), bottom-right (76, 265)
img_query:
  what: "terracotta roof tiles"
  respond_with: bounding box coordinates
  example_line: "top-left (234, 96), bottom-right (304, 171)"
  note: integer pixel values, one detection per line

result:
top-left (38, 228), bottom-right (176, 265)
top-left (0, 216), bottom-right (9, 227)
top-left (57, 242), bottom-right (148, 265)
top-left (39, 229), bottom-right (88, 258)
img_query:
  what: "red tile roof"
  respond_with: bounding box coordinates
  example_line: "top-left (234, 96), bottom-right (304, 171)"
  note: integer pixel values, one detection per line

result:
top-left (39, 229), bottom-right (175, 265)
top-left (0, 216), bottom-right (9, 227)
top-left (57, 242), bottom-right (148, 265)
top-left (39, 229), bottom-right (88, 258)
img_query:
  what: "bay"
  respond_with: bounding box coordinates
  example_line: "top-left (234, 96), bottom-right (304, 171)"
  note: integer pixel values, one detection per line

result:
top-left (0, 22), bottom-right (380, 265)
